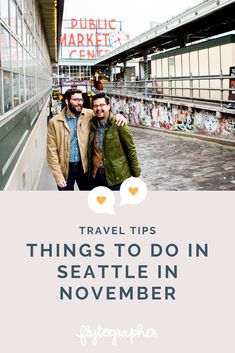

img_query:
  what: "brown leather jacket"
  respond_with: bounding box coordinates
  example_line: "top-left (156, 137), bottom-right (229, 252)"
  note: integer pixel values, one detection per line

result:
top-left (47, 107), bottom-right (94, 184)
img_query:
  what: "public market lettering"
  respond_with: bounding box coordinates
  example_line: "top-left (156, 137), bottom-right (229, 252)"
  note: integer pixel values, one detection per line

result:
top-left (60, 18), bottom-right (123, 59)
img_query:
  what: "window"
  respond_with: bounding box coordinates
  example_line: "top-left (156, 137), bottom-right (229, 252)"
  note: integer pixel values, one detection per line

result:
top-left (3, 71), bottom-right (12, 113)
top-left (29, 76), bottom-right (35, 98)
top-left (25, 51), bottom-right (29, 75)
top-left (10, 0), bottom-right (17, 33)
top-left (25, 76), bottom-right (30, 100)
top-left (20, 74), bottom-right (25, 103)
top-left (17, 8), bottom-right (22, 39)
top-left (0, 0), bottom-right (52, 118)
top-left (18, 45), bottom-right (24, 73)
top-left (11, 36), bottom-right (18, 72)
top-left (22, 20), bottom-right (27, 44)
top-left (1, 0), bottom-right (9, 24)
top-left (1, 27), bottom-right (11, 69)
top-left (13, 73), bottom-right (20, 107)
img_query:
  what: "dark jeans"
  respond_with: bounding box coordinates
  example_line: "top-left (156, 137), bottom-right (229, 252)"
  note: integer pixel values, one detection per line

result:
top-left (58, 162), bottom-right (90, 191)
top-left (90, 170), bottom-right (121, 191)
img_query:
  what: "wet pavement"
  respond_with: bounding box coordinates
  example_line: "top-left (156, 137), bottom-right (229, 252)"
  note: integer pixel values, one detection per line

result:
top-left (37, 127), bottom-right (235, 191)
top-left (133, 127), bottom-right (235, 190)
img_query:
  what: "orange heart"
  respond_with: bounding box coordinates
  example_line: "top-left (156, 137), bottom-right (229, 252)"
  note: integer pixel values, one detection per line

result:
top-left (128, 187), bottom-right (139, 196)
top-left (97, 196), bottom-right (106, 204)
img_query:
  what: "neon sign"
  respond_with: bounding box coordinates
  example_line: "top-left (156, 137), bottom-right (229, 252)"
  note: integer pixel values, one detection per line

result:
top-left (60, 18), bottom-right (129, 60)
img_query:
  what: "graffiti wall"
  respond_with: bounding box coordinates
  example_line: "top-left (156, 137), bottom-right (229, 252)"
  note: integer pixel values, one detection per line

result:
top-left (111, 96), bottom-right (235, 140)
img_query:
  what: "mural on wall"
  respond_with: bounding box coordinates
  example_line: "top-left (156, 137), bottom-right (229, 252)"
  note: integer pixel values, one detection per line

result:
top-left (171, 108), bottom-right (194, 131)
top-left (219, 116), bottom-right (235, 137)
top-left (195, 111), bottom-right (220, 135)
top-left (226, 117), bottom-right (235, 134)
top-left (204, 114), bottom-right (219, 134)
top-left (111, 96), bottom-right (235, 139)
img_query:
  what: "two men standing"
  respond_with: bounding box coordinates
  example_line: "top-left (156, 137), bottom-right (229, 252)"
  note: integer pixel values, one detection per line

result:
top-left (47, 89), bottom-right (141, 190)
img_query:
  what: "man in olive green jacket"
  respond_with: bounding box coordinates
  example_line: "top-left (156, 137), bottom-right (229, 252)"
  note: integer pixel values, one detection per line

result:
top-left (88, 93), bottom-right (141, 190)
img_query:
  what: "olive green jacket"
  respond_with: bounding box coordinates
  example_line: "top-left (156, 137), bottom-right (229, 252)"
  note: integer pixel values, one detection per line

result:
top-left (88, 113), bottom-right (141, 186)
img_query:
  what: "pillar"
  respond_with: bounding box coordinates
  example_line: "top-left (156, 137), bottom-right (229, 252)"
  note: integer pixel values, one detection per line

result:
top-left (143, 52), bottom-right (149, 80)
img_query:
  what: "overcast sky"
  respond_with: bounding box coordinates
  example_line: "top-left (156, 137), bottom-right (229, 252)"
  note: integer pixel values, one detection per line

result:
top-left (63, 0), bottom-right (202, 38)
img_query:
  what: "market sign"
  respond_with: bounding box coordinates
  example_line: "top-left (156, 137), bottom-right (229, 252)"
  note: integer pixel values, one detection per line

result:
top-left (60, 18), bottom-right (129, 60)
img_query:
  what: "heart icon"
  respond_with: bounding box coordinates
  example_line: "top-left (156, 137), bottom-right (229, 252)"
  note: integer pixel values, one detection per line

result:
top-left (97, 196), bottom-right (106, 204)
top-left (128, 187), bottom-right (139, 196)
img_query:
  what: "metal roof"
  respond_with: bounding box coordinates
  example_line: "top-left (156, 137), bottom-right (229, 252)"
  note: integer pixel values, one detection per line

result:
top-left (94, 0), bottom-right (235, 65)
top-left (38, 0), bottom-right (64, 63)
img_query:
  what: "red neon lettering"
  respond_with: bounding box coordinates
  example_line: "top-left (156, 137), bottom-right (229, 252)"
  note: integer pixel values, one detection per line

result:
top-left (109, 19), bottom-right (116, 30)
top-left (95, 34), bottom-right (102, 46)
top-left (68, 34), bottom-right (75, 46)
top-left (69, 50), bottom-right (77, 58)
top-left (71, 18), bottom-right (78, 29)
top-left (77, 33), bottom-right (84, 46)
top-left (97, 49), bottom-right (104, 56)
top-left (89, 19), bottom-right (96, 29)
top-left (97, 18), bottom-right (105, 30)
top-left (86, 33), bottom-right (94, 46)
top-left (80, 18), bottom-right (87, 29)
top-left (103, 33), bottom-right (109, 46)
top-left (80, 50), bottom-right (85, 58)
top-left (60, 33), bottom-right (67, 46)
top-left (87, 50), bottom-right (95, 58)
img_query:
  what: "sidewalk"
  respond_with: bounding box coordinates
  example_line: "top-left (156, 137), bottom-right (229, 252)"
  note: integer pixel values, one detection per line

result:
top-left (36, 159), bottom-right (57, 190)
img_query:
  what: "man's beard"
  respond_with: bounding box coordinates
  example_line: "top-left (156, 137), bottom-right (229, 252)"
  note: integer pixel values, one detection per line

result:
top-left (68, 102), bottom-right (81, 115)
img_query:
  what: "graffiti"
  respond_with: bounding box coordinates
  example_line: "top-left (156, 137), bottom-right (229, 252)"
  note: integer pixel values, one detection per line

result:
top-left (130, 105), bottom-right (138, 124)
top-left (194, 111), bottom-right (219, 134)
top-left (152, 107), bottom-right (158, 127)
top-left (110, 96), bottom-right (235, 139)
top-left (174, 111), bottom-right (194, 131)
top-left (226, 117), bottom-right (235, 134)
top-left (157, 106), bottom-right (172, 130)
top-left (204, 114), bottom-right (219, 133)
top-left (195, 112), bottom-right (204, 130)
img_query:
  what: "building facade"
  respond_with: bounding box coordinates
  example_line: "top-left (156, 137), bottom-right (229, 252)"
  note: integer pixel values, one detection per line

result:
top-left (0, 0), bottom-right (63, 190)
top-left (150, 35), bottom-right (235, 102)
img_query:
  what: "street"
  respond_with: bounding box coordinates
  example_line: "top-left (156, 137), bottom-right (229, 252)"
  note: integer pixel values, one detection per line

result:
top-left (132, 127), bottom-right (235, 190)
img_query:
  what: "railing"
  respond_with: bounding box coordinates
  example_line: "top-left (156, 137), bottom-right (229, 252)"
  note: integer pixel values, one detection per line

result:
top-left (103, 75), bottom-right (235, 109)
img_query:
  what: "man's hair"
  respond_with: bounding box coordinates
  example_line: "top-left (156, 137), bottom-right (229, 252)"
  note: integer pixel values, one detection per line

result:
top-left (64, 89), bottom-right (83, 101)
top-left (92, 93), bottom-right (110, 105)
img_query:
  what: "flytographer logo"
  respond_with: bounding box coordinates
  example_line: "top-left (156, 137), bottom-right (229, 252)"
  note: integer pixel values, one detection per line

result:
top-left (76, 323), bottom-right (158, 346)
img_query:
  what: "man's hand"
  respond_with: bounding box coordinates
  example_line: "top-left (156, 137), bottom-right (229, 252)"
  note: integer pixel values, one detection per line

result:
top-left (115, 113), bottom-right (127, 126)
top-left (57, 179), bottom-right (67, 188)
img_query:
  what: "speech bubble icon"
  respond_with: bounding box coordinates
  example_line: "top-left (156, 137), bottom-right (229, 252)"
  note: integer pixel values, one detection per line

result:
top-left (120, 177), bottom-right (147, 206)
top-left (88, 186), bottom-right (115, 214)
